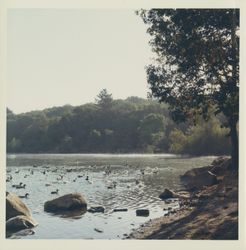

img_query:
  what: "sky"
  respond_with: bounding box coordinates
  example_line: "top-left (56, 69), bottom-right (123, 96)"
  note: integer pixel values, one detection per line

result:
top-left (7, 9), bottom-right (154, 114)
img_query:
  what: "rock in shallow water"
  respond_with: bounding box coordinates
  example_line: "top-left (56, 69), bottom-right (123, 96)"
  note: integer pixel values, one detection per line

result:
top-left (136, 209), bottom-right (149, 217)
top-left (44, 193), bottom-right (87, 213)
top-left (113, 208), bottom-right (128, 212)
top-left (88, 206), bottom-right (105, 213)
top-left (6, 192), bottom-right (38, 237)
top-left (159, 188), bottom-right (175, 200)
top-left (6, 192), bottom-right (31, 220)
top-left (6, 215), bottom-right (38, 232)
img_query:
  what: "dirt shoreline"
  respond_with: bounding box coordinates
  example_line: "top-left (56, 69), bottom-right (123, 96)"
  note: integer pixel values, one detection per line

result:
top-left (127, 157), bottom-right (238, 239)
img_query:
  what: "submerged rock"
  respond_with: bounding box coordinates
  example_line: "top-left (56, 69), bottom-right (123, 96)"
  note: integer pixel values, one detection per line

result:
top-left (94, 228), bottom-right (103, 233)
top-left (113, 208), bottom-right (128, 212)
top-left (136, 209), bottom-right (149, 217)
top-left (6, 192), bottom-right (31, 220)
top-left (88, 206), bottom-right (105, 213)
top-left (44, 193), bottom-right (87, 213)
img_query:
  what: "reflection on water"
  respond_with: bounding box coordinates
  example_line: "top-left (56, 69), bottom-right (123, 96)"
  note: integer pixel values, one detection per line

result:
top-left (6, 154), bottom-right (216, 239)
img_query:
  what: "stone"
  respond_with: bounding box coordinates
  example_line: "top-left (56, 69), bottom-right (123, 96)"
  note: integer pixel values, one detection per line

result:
top-left (6, 192), bottom-right (31, 220)
top-left (6, 215), bottom-right (38, 232)
top-left (181, 170), bottom-right (218, 189)
top-left (175, 191), bottom-right (191, 199)
top-left (180, 166), bottom-right (212, 181)
top-left (211, 156), bottom-right (230, 166)
top-left (211, 158), bottom-right (232, 175)
top-left (44, 193), bottom-right (87, 213)
top-left (159, 188), bottom-right (175, 200)
top-left (136, 209), bottom-right (149, 217)
top-left (88, 206), bottom-right (105, 213)
top-left (94, 228), bottom-right (103, 233)
top-left (113, 208), bottom-right (128, 212)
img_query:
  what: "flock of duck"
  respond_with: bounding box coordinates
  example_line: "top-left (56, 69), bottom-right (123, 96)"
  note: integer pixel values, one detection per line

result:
top-left (6, 164), bottom-right (161, 201)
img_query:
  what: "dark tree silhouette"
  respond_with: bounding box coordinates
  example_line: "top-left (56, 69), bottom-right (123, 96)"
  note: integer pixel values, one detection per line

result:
top-left (95, 89), bottom-right (113, 110)
top-left (138, 9), bottom-right (239, 169)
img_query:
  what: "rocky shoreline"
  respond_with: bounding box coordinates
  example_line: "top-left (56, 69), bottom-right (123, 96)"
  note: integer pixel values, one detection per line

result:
top-left (127, 157), bottom-right (238, 239)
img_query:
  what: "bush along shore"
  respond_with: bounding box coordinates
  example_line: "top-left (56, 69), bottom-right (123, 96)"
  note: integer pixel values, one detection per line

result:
top-left (127, 156), bottom-right (238, 239)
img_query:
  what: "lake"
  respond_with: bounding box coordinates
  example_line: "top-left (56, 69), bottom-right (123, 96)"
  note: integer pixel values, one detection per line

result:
top-left (6, 153), bottom-right (217, 239)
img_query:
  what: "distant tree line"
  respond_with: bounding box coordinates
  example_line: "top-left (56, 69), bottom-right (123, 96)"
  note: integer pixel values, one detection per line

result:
top-left (7, 90), bottom-right (231, 155)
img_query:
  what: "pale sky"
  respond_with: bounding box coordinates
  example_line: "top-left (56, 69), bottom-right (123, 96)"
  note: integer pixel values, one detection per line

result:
top-left (7, 9), bottom-right (154, 114)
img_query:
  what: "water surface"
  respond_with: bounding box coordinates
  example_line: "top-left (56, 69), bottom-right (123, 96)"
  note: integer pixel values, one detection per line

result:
top-left (6, 153), bottom-right (216, 239)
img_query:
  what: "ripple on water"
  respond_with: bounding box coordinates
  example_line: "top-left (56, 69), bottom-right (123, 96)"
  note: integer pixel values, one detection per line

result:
top-left (6, 154), bottom-right (216, 239)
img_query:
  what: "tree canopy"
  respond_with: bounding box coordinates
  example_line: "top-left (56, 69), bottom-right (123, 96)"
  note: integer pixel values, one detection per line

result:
top-left (7, 90), bottom-right (231, 155)
top-left (138, 9), bottom-right (239, 168)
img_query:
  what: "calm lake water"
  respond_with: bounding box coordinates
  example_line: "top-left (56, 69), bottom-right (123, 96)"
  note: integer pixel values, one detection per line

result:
top-left (6, 153), bottom-right (216, 239)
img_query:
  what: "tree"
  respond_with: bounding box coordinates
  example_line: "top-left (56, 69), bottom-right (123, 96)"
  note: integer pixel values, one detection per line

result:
top-left (138, 113), bottom-right (166, 151)
top-left (95, 89), bottom-right (113, 110)
top-left (138, 9), bottom-right (239, 169)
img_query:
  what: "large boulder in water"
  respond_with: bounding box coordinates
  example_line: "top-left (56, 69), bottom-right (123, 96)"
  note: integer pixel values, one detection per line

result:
top-left (6, 215), bottom-right (38, 232)
top-left (44, 193), bottom-right (87, 213)
top-left (6, 192), bottom-right (31, 220)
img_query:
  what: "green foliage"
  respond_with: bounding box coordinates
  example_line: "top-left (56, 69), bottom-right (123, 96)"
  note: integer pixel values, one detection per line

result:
top-left (138, 113), bottom-right (166, 151)
top-left (169, 117), bottom-right (231, 155)
top-left (138, 9), bottom-right (239, 167)
top-left (95, 89), bottom-right (113, 110)
top-left (7, 89), bottom-right (231, 155)
top-left (138, 9), bottom-right (239, 122)
top-left (169, 129), bottom-right (187, 154)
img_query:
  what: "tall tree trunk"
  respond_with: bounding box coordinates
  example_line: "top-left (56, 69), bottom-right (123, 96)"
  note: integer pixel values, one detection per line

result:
top-left (230, 121), bottom-right (238, 170)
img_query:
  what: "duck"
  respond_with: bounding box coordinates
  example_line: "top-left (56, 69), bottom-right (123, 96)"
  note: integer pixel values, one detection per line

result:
top-left (12, 182), bottom-right (24, 188)
top-left (6, 175), bottom-right (12, 182)
top-left (19, 193), bottom-right (29, 198)
top-left (107, 181), bottom-right (117, 189)
top-left (51, 189), bottom-right (59, 194)
top-left (152, 167), bottom-right (159, 174)
top-left (16, 183), bottom-right (26, 189)
top-left (57, 175), bottom-right (63, 181)
top-left (140, 169), bottom-right (145, 175)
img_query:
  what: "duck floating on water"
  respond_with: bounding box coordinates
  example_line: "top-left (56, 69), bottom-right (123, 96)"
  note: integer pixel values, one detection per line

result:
top-left (16, 183), bottom-right (26, 189)
top-left (51, 189), bottom-right (59, 194)
top-left (6, 175), bottom-right (12, 182)
top-left (57, 175), bottom-right (63, 180)
top-left (19, 193), bottom-right (29, 198)
top-left (12, 182), bottom-right (26, 189)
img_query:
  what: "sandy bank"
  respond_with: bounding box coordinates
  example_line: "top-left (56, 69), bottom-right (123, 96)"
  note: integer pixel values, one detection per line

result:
top-left (127, 157), bottom-right (238, 239)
